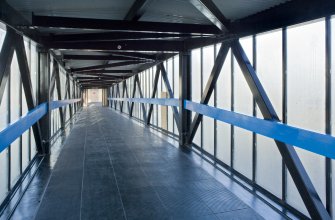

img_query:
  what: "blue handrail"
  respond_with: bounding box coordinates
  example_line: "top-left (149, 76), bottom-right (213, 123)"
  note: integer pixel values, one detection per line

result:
top-left (184, 100), bottom-right (335, 159)
top-left (108, 97), bottom-right (335, 159)
top-left (49, 99), bottom-right (81, 110)
top-left (0, 99), bottom-right (81, 153)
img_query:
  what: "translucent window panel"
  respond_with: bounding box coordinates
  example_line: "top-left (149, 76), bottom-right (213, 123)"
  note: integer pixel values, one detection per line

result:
top-left (286, 19), bottom-right (326, 215)
top-left (22, 86), bottom-right (30, 171)
top-left (157, 73), bottom-right (162, 128)
top-left (216, 48), bottom-right (231, 165)
top-left (255, 30), bottom-right (283, 197)
top-left (29, 129), bottom-right (36, 160)
top-left (191, 49), bottom-right (202, 147)
top-left (30, 43), bottom-right (37, 99)
top-left (167, 59), bottom-right (174, 133)
top-left (202, 45), bottom-right (215, 154)
top-left (0, 83), bottom-right (8, 202)
top-left (173, 55), bottom-right (179, 135)
top-left (233, 37), bottom-right (253, 179)
top-left (0, 27), bottom-right (5, 49)
top-left (24, 39), bottom-right (30, 71)
top-left (10, 53), bottom-right (21, 187)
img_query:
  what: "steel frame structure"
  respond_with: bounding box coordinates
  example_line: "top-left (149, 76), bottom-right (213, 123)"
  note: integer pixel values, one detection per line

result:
top-left (0, 0), bottom-right (334, 219)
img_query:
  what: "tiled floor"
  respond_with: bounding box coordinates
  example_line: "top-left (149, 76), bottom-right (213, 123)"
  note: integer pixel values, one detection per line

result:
top-left (20, 106), bottom-right (265, 220)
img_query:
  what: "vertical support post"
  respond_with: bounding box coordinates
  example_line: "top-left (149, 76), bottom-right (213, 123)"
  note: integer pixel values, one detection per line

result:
top-left (15, 34), bottom-right (45, 155)
top-left (54, 61), bottom-right (65, 129)
top-left (37, 48), bottom-right (50, 154)
top-left (135, 74), bottom-right (147, 121)
top-left (130, 77), bottom-right (137, 117)
top-left (179, 51), bottom-right (192, 147)
top-left (66, 75), bottom-right (73, 118)
top-left (160, 63), bottom-right (181, 132)
top-left (147, 66), bottom-right (161, 125)
top-left (325, 16), bottom-right (332, 216)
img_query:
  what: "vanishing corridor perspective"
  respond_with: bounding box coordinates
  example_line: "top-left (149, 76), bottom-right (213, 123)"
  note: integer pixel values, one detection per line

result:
top-left (0, 0), bottom-right (335, 219)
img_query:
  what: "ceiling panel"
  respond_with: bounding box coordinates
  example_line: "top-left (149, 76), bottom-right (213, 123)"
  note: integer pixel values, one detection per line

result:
top-left (212, 0), bottom-right (291, 21)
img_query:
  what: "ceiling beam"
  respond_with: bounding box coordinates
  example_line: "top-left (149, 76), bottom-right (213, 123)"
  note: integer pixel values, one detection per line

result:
top-left (73, 70), bottom-right (133, 74)
top-left (63, 54), bottom-right (147, 61)
top-left (124, 0), bottom-right (152, 21)
top-left (47, 40), bottom-right (184, 52)
top-left (71, 60), bottom-right (146, 72)
top-left (31, 15), bottom-right (220, 34)
top-left (109, 52), bottom-right (162, 60)
top-left (230, 0), bottom-right (335, 37)
top-left (188, 0), bottom-right (230, 32)
top-left (42, 32), bottom-right (195, 42)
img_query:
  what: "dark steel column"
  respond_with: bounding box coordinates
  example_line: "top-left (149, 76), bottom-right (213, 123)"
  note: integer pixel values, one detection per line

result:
top-left (179, 51), bottom-right (192, 147)
top-left (325, 16), bottom-right (332, 216)
top-left (15, 34), bottom-right (45, 155)
top-left (37, 48), bottom-right (51, 154)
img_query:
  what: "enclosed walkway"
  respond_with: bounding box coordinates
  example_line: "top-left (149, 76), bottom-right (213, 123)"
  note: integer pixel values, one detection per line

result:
top-left (10, 106), bottom-right (275, 220)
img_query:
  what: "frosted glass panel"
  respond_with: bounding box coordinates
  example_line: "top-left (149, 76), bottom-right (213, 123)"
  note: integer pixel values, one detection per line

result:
top-left (10, 53), bottom-right (21, 187)
top-left (233, 37), bottom-right (253, 179)
top-left (216, 48), bottom-right (231, 165)
top-left (191, 49), bottom-right (201, 147)
top-left (286, 19), bottom-right (326, 215)
top-left (255, 30), bottom-right (283, 197)
top-left (0, 28), bottom-right (5, 49)
top-left (167, 58), bottom-right (174, 133)
top-left (202, 45), bottom-right (215, 154)
top-left (173, 55), bottom-right (179, 135)
top-left (22, 86), bottom-right (29, 171)
top-left (0, 82), bottom-right (8, 202)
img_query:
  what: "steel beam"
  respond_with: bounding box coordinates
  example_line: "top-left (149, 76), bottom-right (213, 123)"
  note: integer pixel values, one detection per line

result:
top-left (124, 0), bottom-right (152, 21)
top-left (188, 42), bottom-right (230, 144)
top-left (129, 77), bottom-right (137, 117)
top-left (74, 70), bottom-right (133, 74)
top-left (63, 54), bottom-right (145, 61)
top-left (0, 30), bottom-right (15, 104)
top-left (188, 0), bottom-right (230, 32)
top-left (47, 40), bottom-right (184, 52)
top-left (66, 74), bottom-right (73, 117)
top-left (15, 34), bottom-right (45, 154)
top-left (146, 66), bottom-right (160, 125)
top-left (231, 40), bottom-right (330, 220)
top-left (52, 60), bottom-right (66, 129)
top-left (44, 32), bottom-right (194, 43)
top-left (71, 61), bottom-right (147, 72)
top-left (135, 74), bottom-right (147, 122)
top-left (179, 51), bottom-right (192, 147)
top-left (160, 63), bottom-right (181, 133)
top-left (32, 15), bottom-right (221, 35)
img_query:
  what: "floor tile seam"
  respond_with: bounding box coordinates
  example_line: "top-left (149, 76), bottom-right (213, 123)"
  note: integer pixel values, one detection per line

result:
top-left (79, 112), bottom-right (88, 220)
top-left (96, 109), bottom-right (128, 220)
top-left (109, 109), bottom-right (220, 216)
top-left (31, 109), bottom-right (88, 220)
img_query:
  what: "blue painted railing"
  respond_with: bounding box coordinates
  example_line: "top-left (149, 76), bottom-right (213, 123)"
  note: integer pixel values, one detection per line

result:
top-left (108, 98), bottom-right (179, 107)
top-left (108, 97), bottom-right (335, 159)
top-left (49, 99), bottom-right (81, 110)
top-left (0, 99), bottom-right (81, 154)
top-left (185, 100), bottom-right (335, 159)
